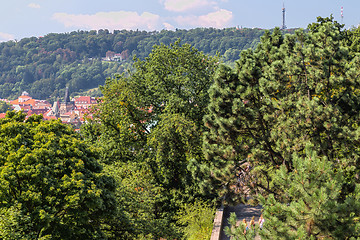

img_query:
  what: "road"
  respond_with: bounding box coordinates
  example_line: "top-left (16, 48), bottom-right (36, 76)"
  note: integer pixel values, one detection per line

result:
top-left (220, 204), bottom-right (262, 240)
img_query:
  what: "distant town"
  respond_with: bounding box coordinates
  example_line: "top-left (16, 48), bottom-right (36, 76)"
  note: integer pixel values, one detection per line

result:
top-left (0, 88), bottom-right (97, 128)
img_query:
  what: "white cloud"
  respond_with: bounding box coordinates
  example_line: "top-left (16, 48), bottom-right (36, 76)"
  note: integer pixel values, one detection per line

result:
top-left (53, 11), bottom-right (161, 31)
top-left (161, 0), bottom-right (217, 12)
top-left (163, 22), bottom-right (175, 30)
top-left (28, 3), bottom-right (41, 9)
top-left (0, 32), bottom-right (15, 42)
top-left (175, 9), bottom-right (233, 28)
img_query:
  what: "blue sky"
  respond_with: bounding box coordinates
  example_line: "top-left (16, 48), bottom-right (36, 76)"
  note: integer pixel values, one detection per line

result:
top-left (1, 0), bottom-right (359, 42)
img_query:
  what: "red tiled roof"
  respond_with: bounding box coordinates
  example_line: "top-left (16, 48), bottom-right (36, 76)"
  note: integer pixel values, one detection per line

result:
top-left (32, 109), bottom-right (48, 115)
top-left (44, 109), bottom-right (52, 115)
top-left (34, 100), bottom-right (51, 108)
top-left (43, 115), bottom-right (57, 120)
top-left (75, 96), bottom-right (91, 103)
top-left (23, 99), bottom-right (36, 106)
top-left (26, 109), bottom-right (33, 116)
top-left (10, 99), bottom-right (19, 105)
top-left (19, 104), bottom-right (32, 111)
top-left (63, 111), bottom-right (73, 116)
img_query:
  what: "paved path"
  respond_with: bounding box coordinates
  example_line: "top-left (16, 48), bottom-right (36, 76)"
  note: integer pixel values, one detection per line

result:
top-left (220, 204), bottom-right (262, 240)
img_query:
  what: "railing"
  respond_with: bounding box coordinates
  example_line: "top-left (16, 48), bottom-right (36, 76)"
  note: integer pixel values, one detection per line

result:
top-left (210, 204), bottom-right (225, 240)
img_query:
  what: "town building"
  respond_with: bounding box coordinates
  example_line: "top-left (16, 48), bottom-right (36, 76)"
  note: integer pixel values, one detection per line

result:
top-left (59, 87), bottom-right (75, 115)
top-left (73, 96), bottom-right (97, 108)
top-left (1, 89), bottom-right (98, 127)
top-left (9, 91), bottom-right (51, 116)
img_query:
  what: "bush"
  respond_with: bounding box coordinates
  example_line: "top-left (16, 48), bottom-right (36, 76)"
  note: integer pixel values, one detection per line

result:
top-left (176, 200), bottom-right (215, 240)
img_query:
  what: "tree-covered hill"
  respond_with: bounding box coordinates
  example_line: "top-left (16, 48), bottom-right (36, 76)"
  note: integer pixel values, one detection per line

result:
top-left (0, 27), bottom-right (278, 101)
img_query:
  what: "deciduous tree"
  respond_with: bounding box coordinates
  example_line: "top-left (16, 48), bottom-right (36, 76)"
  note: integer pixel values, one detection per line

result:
top-left (0, 112), bottom-right (117, 239)
top-left (83, 41), bottom-right (218, 238)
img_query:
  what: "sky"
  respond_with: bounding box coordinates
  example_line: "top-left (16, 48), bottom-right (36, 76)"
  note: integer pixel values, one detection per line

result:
top-left (1, 0), bottom-right (359, 42)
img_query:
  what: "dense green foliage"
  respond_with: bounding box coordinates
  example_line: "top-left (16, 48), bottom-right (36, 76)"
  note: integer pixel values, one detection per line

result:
top-left (204, 17), bottom-right (360, 238)
top-left (0, 111), bottom-right (117, 239)
top-left (225, 212), bottom-right (259, 239)
top-left (176, 200), bottom-right (215, 240)
top-left (259, 146), bottom-right (360, 239)
top-left (81, 41), bottom-right (218, 239)
top-left (0, 101), bottom-right (11, 113)
top-left (0, 27), bottom-right (268, 101)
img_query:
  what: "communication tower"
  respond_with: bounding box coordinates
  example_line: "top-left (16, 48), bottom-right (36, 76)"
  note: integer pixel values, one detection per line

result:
top-left (341, 6), bottom-right (343, 24)
top-left (281, 2), bottom-right (287, 30)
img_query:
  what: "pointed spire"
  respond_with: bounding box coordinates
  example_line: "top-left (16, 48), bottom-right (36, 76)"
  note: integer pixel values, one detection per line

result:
top-left (64, 87), bottom-right (70, 103)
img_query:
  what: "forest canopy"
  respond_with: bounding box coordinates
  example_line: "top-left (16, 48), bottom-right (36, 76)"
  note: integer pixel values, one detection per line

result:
top-left (0, 27), bottom-right (269, 101)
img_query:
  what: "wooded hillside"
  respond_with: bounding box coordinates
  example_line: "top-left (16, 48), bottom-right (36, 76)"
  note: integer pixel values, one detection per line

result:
top-left (0, 27), bottom-right (272, 101)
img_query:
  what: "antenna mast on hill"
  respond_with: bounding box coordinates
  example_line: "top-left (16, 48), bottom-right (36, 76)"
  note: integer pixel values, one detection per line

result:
top-left (341, 6), bottom-right (344, 24)
top-left (281, 2), bottom-right (287, 30)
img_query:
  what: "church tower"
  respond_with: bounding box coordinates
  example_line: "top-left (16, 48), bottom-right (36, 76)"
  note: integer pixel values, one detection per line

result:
top-left (59, 87), bottom-right (74, 115)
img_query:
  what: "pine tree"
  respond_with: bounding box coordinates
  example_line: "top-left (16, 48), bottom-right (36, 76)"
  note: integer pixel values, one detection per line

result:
top-left (203, 18), bottom-right (360, 237)
top-left (203, 27), bottom-right (290, 203)
top-left (259, 144), bottom-right (360, 239)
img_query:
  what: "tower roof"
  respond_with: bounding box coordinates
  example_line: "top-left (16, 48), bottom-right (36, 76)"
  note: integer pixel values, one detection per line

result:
top-left (64, 87), bottom-right (70, 103)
